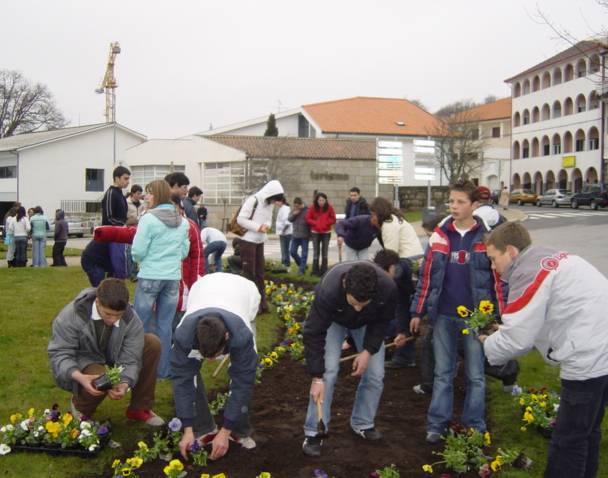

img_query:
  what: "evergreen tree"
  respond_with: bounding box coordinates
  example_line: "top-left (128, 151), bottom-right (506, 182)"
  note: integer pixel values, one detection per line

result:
top-left (264, 113), bottom-right (279, 136)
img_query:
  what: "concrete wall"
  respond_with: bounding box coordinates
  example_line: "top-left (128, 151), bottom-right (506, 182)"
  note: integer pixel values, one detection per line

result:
top-left (398, 185), bottom-right (450, 211)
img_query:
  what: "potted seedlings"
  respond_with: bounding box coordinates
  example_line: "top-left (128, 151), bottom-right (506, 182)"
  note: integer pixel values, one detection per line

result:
top-left (93, 364), bottom-right (124, 391)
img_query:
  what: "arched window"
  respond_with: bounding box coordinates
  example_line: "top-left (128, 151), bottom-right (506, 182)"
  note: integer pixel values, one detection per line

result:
top-left (565, 64), bottom-right (574, 81)
top-left (572, 168), bottom-right (583, 193)
top-left (576, 58), bottom-right (587, 78)
top-left (541, 104), bottom-right (550, 121)
top-left (522, 139), bottom-right (530, 158)
top-left (523, 172), bottom-right (532, 190)
top-left (564, 97), bottom-right (574, 115)
top-left (588, 126), bottom-right (599, 150)
top-left (563, 131), bottom-right (573, 153)
top-left (552, 100), bottom-right (562, 118)
top-left (532, 75), bottom-right (541, 92)
top-left (575, 129), bottom-right (586, 152)
top-left (553, 67), bottom-right (562, 85)
top-left (532, 137), bottom-right (540, 157)
top-left (514, 82), bottom-right (521, 97)
top-left (586, 167), bottom-right (599, 184)
top-left (513, 112), bottom-right (521, 127)
top-left (590, 54), bottom-right (600, 74)
top-left (512, 173), bottom-right (521, 189)
top-left (546, 170), bottom-right (556, 190)
top-left (557, 169), bottom-right (568, 189)
top-left (542, 71), bottom-right (551, 88)
top-left (576, 93), bottom-right (587, 113)
top-left (513, 141), bottom-right (521, 159)
top-left (523, 109), bottom-right (530, 125)
top-left (541, 135), bottom-right (550, 156)
top-left (552, 133), bottom-right (562, 155)
top-left (523, 79), bottom-right (531, 95)
top-left (589, 91), bottom-right (600, 110)
top-left (532, 106), bottom-right (540, 123)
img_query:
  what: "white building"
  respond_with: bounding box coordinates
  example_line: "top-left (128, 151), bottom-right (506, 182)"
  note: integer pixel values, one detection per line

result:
top-left (0, 123), bottom-right (146, 219)
top-left (507, 40), bottom-right (606, 193)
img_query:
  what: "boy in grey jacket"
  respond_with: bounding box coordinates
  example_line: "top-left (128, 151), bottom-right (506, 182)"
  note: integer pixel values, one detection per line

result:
top-left (48, 278), bottom-right (164, 426)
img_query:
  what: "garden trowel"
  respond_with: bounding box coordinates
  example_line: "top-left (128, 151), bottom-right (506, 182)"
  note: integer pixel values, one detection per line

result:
top-left (316, 398), bottom-right (327, 437)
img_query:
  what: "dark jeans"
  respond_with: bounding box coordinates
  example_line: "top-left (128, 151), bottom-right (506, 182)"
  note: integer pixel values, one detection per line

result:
top-left (204, 240), bottom-right (227, 273)
top-left (311, 232), bottom-right (330, 274)
top-left (386, 318), bottom-right (416, 365)
top-left (240, 240), bottom-right (267, 310)
top-left (52, 241), bottom-right (67, 266)
top-left (290, 237), bottom-right (309, 274)
top-left (82, 261), bottom-right (110, 287)
top-left (13, 237), bottom-right (28, 267)
top-left (279, 234), bottom-right (292, 267)
top-left (545, 375), bottom-right (608, 478)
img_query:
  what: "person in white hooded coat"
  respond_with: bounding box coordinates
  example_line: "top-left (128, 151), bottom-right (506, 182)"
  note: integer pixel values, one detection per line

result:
top-left (236, 179), bottom-right (285, 312)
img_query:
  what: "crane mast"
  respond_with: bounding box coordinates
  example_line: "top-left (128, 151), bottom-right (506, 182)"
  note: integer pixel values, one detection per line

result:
top-left (95, 42), bottom-right (121, 123)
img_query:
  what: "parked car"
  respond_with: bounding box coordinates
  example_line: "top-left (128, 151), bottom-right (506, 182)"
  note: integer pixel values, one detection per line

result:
top-left (46, 216), bottom-right (89, 238)
top-left (570, 184), bottom-right (608, 210)
top-left (536, 189), bottom-right (573, 208)
top-left (490, 189), bottom-right (501, 204)
top-left (510, 189), bottom-right (538, 206)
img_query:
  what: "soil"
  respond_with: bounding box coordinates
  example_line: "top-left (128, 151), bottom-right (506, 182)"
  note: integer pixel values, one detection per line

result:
top-left (104, 354), bottom-right (468, 478)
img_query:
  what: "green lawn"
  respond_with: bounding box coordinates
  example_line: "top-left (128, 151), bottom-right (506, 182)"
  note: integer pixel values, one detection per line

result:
top-left (0, 243), bottom-right (82, 258)
top-left (0, 267), bottom-right (281, 477)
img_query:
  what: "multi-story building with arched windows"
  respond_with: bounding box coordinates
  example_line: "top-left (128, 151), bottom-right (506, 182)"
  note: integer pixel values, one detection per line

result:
top-left (507, 39), bottom-right (606, 193)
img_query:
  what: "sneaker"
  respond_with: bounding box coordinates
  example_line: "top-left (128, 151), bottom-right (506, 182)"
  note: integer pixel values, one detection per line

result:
top-left (352, 426), bottom-right (382, 440)
top-left (302, 436), bottom-right (323, 457)
top-left (125, 409), bottom-right (165, 426)
top-left (385, 360), bottom-right (416, 369)
top-left (426, 432), bottom-right (442, 444)
top-left (413, 384), bottom-right (432, 395)
top-left (237, 436), bottom-right (256, 449)
top-left (70, 398), bottom-right (86, 421)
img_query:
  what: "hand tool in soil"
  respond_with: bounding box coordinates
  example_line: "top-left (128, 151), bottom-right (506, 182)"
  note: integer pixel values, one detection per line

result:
top-left (212, 354), bottom-right (230, 378)
top-left (315, 397), bottom-right (327, 437)
top-left (338, 242), bottom-right (343, 262)
top-left (339, 337), bottom-right (414, 363)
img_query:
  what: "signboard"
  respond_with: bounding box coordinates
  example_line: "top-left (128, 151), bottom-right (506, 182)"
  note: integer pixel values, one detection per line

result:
top-left (562, 155), bottom-right (576, 168)
top-left (377, 140), bottom-right (403, 185)
top-left (413, 138), bottom-right (436, 181)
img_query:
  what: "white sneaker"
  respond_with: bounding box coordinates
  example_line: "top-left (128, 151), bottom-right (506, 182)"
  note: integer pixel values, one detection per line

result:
top-left (413, 384), bottom-right (426, 395)
top-left (238, 436), bottom-right (256, 449)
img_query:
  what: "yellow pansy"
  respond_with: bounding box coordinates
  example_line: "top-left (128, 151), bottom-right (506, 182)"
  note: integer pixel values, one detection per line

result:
top-left (168, 459), bottom-right (184, 471)
top-left (490, 460), bottom-right (501, 472)
top-left (456, 306), bottom-right (469, 318)
top-left (137, 441), bottom-right (149, 450)
top-left (422, 464), bottom-right (433, 473)
top-left (27, 408), bottom-right (35, 418)
top-left (212, 474), bottom-right (227, 478)
top-left (483, 431), bottom-right (491, 446)
top-left (461, 328), bottom-right (470, 335)
top-left (519, 398), bottom-right (525, 406)
top-left (479, 300), bottom-right (494, 314)
top-left (70, 428), bottom-right (80, 439)
top-left (269, 352), bottom-right (278, 360)
top-left (112, 459), bottom-right (121, 468)
top-left (127, 456), bottom-right (143, 469)
top-left (496, 455), bottom-right (504, 466)
top-left (259, 473), bottom-right (271, 478)
top-left (10, 413), bottom-right (22, 424)
top-left (122, 468), bottom-right (132, 477)
top-left (200, 475), bottom-right (210, 478)
top-left (45, 420), bottom-right (62, 438)
top-left (62, 412), bottom-right (73, 426)
top-left (263, 357), bottom-right (273, 367)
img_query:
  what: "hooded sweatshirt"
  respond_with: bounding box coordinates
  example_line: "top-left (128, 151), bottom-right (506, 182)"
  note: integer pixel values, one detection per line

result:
top-left (131, 204), bottom-right (190, 280)
top-left (236, 180), bottom-right (284, 244)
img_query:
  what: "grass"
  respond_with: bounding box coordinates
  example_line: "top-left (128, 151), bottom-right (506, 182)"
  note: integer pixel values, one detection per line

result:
top-left (0, 267), bottom-right (281, 478)
top-left (486, 351), bottom-right (608, 477)
top-left (0, 243), bottom-right (82, 258)
top-left (403, 210), bottom-right (423, 223)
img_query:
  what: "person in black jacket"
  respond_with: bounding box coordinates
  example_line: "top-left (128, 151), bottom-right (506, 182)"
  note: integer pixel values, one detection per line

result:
top-left (335, 214), bottom-right (379, 261)
top-left (102, 166), bottom-right (130, 226)
top-left (344, 187), bottom-right (370, 219)
top-left (301, 262), bottom-right (397, 457)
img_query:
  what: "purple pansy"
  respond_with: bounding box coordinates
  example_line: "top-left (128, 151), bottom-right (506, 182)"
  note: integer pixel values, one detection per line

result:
top-left (97, 425), bottom-right (109, 435)
top-left (168, 417), bottom-right (182, 432)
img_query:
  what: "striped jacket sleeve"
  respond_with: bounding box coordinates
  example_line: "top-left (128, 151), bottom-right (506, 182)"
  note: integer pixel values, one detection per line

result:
top-left (410, 244), bottom-right (434, 317)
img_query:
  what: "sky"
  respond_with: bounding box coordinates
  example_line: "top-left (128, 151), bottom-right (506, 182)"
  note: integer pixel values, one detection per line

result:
top-left (3, 0), bottom-right (607, 138)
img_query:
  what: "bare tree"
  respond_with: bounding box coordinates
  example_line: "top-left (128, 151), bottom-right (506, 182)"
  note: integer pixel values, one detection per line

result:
top-left (0, 70), bottom-right (67, 138)
top-left (244, 137), bottom-right (302, 194)
top-left (429, 102), bottom-right (486, 184)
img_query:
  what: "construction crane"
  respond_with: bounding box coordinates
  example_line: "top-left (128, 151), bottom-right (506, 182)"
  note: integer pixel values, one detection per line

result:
top-left (95, 42), bottom-right (121, 123)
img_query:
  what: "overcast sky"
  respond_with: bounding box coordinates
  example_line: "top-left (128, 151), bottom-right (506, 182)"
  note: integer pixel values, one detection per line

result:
top-left (4, 0), bottom-right (607, 138)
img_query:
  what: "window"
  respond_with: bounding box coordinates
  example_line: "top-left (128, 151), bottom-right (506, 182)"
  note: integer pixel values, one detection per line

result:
top-left (0, 165), bottom-right (17, 178)
top-left (575, 139), bottom-right (585, 152)
top-left (86, 202), bottom-right (102, 213)
top-left (492, 127), bottom-right (500, 138)
top-left (589, 137), bottom-right (599, 150)
top-left (543, 143), bottom-right (551, 156)
top-left (202, 161), bottom-right (246, 205)
top-left (85, 168), bottom-right (104, 192)
top-left (553, 143), bottom-right (561, 155)
top-left (130, 165), bottom-right (185, 189)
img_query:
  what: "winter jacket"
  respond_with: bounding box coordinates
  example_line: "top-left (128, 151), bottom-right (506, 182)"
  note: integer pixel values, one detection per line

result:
top-left (380, 214), bottom-right (423, 258)
top-left (484, 246), bottom-right (608, 381)
top-left (474, 204), bottom-right (502, 229)
top-left (81, 240), bottom-right (113, 274)
top-left (171, 273), bottom-right (260, 429)
top-left (131, 205), bottom-right (190, 280)
top-left (410, 216), bottom-right (506, 324)
top-left (9, 217), bottom-right (31, 237)
top-left (178, 218), bottom-right (205, 312)
top-left (288, 205), bottom-right (311, 239)
top-left (54, 212), bottom-right (68, 242)
top-left (102, 186), bottom-right (128, 226)
top-left (48, 288), bottom-right (144, 393)
top-left (335, 215), bottom-right (378, 251)
top-left (237, 180), bottom-right (284, 244)
top-left (305, 204), bottom-right (336, 234)
top-left (303, 261), bottom-right (397, 377)
top-left (344, 197), bottom-right (370, 218)
top-left (275, 204), bottom-right (293, 236)
top-left (126, 197), bottom-right (145, 222)
top-left (183, 197), bottom-right (199, 227)
top-left (30, 214), bottom-right (49, 238)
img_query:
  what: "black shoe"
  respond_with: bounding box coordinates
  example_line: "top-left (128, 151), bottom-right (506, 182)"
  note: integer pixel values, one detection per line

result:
top-left (302, 436), bottom-right (323, 457)
top-left (352, 427), bottom-right (382, 441)
top-left (385, 360), bottom-right (416, 369)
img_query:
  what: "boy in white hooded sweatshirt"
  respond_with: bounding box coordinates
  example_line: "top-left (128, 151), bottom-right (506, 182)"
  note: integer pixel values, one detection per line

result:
top-left (236, 180), bottom-right (285, 313)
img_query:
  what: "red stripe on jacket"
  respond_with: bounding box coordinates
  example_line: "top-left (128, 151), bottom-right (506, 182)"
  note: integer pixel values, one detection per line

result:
top-left (178, 218), bottom-right (205, 311)
top-left (504, 268), bottom-right (550, 315)
top-left (415, 247), bottom-right (434, 314)
top-left (493, 270), bottom-right (506, 314)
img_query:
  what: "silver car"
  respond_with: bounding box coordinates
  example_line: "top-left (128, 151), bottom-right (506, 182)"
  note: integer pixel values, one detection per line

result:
top-left (46, 216), bottom-right (89, 238)
top-left (535, 189), bottom-right (573, 208)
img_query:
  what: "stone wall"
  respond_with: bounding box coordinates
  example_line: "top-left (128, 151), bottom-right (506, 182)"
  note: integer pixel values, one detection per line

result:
top-left (398, 185), bottom-right (450, 211)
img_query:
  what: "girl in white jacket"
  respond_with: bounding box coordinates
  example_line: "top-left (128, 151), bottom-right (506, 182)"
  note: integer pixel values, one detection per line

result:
top-left (369, 197), bottom-right (423, 259)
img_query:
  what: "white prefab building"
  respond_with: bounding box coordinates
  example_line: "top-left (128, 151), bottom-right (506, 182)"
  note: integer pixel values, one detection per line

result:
top-left (0, 123), bottom-right (146, 219)
top-left (507, 40), bottom-right (607, 193)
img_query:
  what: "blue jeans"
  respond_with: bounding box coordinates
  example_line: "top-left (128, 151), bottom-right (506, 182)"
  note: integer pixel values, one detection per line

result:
top-left (204, 240), bottom-right (226, 273)
top-left (32, 236), bottom-right (47, 267)
top-left (427, 314), bottom-right (486, 434)
top-left (279, 234), bottom-right (292, 267)
top-left (303, 323), bottom-right (385, 436)
top-left (134, 279), bottom-right (180, 378)
top-left (290, 238), bottom-right (309, 274)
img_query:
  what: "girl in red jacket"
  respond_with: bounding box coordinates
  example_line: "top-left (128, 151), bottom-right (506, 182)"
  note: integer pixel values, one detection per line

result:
top-left (305, 192), bottom-right (336, 275)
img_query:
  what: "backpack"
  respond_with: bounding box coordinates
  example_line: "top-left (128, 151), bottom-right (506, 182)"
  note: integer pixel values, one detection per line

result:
top-left (228, 197), bottom-right (258, 236)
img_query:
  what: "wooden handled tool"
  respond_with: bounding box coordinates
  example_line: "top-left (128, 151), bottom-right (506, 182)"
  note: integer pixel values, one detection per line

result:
top-left (212, 354), bottom-right (230, 378)
top-left (338, 337), bottom-right (415, 363)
